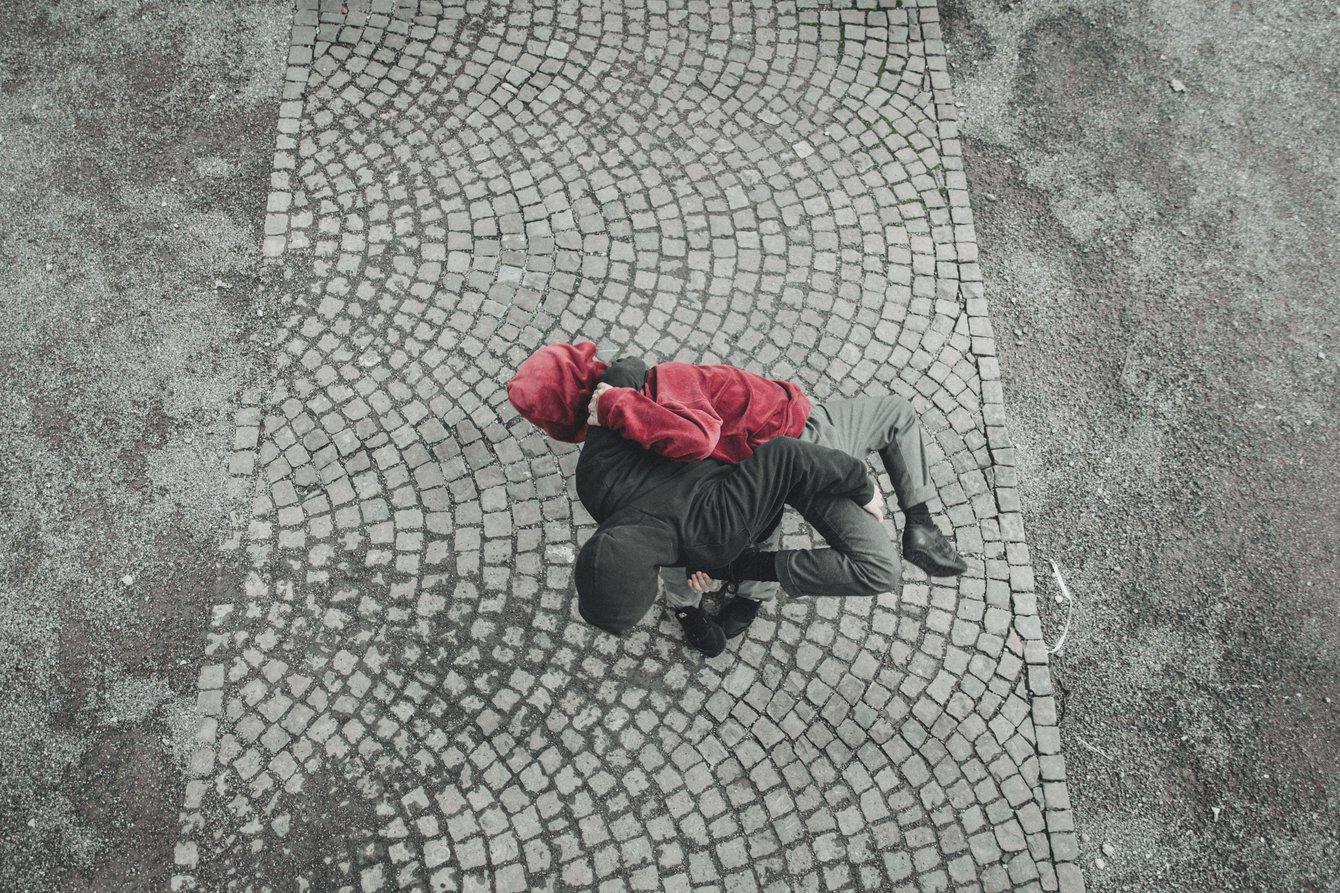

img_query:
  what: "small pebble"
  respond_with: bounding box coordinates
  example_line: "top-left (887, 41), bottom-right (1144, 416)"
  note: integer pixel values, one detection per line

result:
top-left (1095, 856), bottom-right (1107, 870)
top-left (1170, 78), bottom-right (1186, 93)
top-left (1102, 842), bottom-right (1115, 857)
top-left (121, 574), bottom-right (134, 586)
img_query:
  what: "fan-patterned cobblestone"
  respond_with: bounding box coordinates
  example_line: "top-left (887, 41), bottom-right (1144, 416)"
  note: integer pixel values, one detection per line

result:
top-left (173, 2), bottom-right (1083, 891)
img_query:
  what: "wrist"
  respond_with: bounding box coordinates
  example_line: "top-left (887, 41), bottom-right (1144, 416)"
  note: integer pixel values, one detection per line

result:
top-left (595, 389), bottom-right (612, 425)
top-left (597, 385), bottom-right (630, 416)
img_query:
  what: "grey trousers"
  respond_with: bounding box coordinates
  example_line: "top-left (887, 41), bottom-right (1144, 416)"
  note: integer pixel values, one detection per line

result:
top-left (664, 395), bottom-right (937, 607)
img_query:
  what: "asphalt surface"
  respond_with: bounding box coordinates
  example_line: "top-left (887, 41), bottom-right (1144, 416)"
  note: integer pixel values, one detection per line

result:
top-left (941, 0), bottom-right (1340, 888)
top-left (0, 3), bottom-right (287, 890)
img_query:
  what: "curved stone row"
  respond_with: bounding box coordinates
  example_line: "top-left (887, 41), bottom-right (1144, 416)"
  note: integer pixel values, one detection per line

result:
top-left (175, 3), bottom-right (1073, 892)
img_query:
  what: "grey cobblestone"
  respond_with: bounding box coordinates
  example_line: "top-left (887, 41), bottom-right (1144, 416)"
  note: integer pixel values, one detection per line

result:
top-left (171, 1), bottom-right (1078, 890)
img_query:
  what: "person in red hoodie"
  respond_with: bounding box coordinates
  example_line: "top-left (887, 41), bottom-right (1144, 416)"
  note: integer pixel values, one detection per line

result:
top-left (507, 342), bottom-right (967, 654)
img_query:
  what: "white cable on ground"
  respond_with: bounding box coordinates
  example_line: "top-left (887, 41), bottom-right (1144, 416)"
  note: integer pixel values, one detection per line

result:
top-left (1044, 558), bottom-right (1075, 654)
top-left (1074, 735), bottom-right (1115, 763)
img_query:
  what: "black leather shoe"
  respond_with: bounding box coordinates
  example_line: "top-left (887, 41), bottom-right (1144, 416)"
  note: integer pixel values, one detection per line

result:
top-left (902, 524), bottom-right (968, 577)
top-left (674, 606), bottom-right (727, 657)
top-left (718, 597), bottom-right (762, 639)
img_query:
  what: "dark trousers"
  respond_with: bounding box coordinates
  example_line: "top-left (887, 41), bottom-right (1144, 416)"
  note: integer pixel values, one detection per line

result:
top-left (664, 395), bottom-right (935, 604)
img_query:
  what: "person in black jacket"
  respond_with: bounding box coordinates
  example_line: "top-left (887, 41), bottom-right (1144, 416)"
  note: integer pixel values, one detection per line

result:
top-left (574, 357), bottom-right (903, 656)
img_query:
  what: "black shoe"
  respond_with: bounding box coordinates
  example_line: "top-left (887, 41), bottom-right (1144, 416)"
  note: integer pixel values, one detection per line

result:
top-left (674, 606), bottom-right (727, 657)
top-left (718, 597), bottom-right (762, 639)
top-left (902, 524), bottom-right (968, 577)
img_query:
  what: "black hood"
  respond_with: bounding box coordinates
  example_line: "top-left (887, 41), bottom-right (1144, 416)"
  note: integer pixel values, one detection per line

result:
top-left (574, 522), bottom-right (675, 634)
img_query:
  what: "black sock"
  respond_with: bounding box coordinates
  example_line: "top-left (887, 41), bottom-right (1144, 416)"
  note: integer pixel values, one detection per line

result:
top-left (904, 502), bottom-right (933, 528)
top-left (731, 551), bottom-right (780, 582)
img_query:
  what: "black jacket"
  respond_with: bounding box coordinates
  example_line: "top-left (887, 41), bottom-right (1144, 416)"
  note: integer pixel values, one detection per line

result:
top-left (574, 358), bottom-right (874, 632)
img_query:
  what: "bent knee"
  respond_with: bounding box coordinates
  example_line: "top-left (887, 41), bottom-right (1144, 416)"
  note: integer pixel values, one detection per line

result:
top-left (883, 394), bottom-right (917, 425)
top-left (855, 548), bottom-right (901, 594)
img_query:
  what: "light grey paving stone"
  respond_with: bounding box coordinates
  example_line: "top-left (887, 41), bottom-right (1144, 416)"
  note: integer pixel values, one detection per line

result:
top-left (171, 2), bottom-right (1081, 891)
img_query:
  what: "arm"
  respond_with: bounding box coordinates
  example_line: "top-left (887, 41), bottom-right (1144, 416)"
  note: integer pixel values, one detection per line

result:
top-left (580, 355), bottom-right (646, 461)
top-left (575, 358), bottom-right (654, 522)
top-left (597, 387), bottom-right (723, 461)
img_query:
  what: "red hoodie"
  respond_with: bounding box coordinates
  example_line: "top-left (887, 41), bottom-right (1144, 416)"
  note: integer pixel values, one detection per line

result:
top-left (507, 342), bottom-right (811, 464)
top-left (505, 341), bottom-right (608, 443)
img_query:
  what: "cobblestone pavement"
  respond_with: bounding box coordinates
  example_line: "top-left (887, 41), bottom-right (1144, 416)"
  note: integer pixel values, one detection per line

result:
top-left (172, 2), bottom-right (1080, 891)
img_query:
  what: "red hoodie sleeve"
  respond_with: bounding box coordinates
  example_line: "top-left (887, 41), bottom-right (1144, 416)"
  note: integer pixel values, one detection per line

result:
top-left (597, 386), bottom-right (723, 461)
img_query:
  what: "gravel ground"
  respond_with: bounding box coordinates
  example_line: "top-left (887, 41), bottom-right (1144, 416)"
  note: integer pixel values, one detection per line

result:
top-left (0, 3), bottom-right (286, 889)
top-left (941, 0), bottom-right (1340, 889)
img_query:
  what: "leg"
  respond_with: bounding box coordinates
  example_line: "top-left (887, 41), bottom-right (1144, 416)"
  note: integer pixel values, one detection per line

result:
top-left (716, 528), bottom-right (782, 639)
top-left (660, 567), bottom-right (727, 657)
top-left (805, 397), bottom-right (966, 577)
top-left (734, 524), bottom-right (782, 604)
top-left (662, 529), bottom-right (779, 610)
top-left (690, 436), bottom-right (901, 594)
top-left (661, 567), bottom-right (701, 610)
top-left (804, 396), bottom-right (936, 510)
top-left (775, 494), bottom-right (901, 598)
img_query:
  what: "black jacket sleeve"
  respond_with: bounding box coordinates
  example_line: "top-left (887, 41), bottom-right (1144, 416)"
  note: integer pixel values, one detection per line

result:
top-left (599, 356), bottom-right (649, 389)
top-left (575, 357), bottom-right (657, 522)
top-left (582, 357), bottom-right (650, 468)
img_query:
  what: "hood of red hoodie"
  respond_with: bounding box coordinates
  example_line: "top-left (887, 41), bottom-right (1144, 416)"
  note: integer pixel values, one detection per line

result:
top-left (506, 342), bottom-right (608, 443)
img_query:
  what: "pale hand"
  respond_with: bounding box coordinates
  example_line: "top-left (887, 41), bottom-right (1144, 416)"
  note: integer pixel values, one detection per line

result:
top-left (687, 570), bottom-right (721, 593)
top-left (861, 478), bottom-right (884, 522)
top-left (587, 382), bottom-right (612, 427)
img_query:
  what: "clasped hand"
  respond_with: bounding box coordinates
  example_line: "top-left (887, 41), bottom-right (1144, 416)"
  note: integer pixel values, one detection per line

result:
top-left (587, 382), bottom-right (612, 427)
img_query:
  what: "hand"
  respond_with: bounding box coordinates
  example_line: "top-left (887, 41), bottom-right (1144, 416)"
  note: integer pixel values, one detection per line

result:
top-left (861, 478), bottom-right (884, 523)
top-left (587, 382), bottom-right (612, 427)
top-left (687, 570), bottom-right (720, 593)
